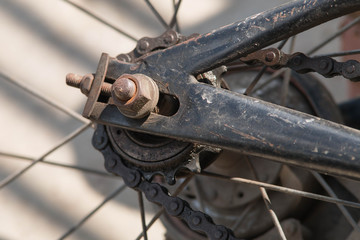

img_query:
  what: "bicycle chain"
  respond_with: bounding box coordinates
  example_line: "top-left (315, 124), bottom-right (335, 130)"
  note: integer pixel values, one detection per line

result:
top-left (241, 48), bottom-right (360, 81)
top-left (92, 125), bottom-right (241, 240)
top-left (116, 29), bottom-right (200, 63)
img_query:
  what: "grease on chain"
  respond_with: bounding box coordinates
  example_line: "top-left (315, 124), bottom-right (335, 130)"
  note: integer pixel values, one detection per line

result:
top-left (241, 48), bottom-right (360, 82)
top-left (92, 125), bottom-right (241, 240)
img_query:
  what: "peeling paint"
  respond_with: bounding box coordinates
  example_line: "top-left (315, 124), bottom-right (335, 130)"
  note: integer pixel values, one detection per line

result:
top-left (201, 92), bottom-right (213, 104)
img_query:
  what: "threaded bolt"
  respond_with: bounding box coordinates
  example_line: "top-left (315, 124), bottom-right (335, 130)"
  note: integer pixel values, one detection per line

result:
top-left (66, 73), bottom-right (112, 97)
top-left (66, 73), bottom-right (82, 87)
top-left (265, 52), bottom-right (276, 62)
top-left (100, 82), bottom-right (112, 97)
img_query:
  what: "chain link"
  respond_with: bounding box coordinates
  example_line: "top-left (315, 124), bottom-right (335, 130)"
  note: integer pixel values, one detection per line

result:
top-left (241, 48), bottom-right (360, 81)
top-left (92, 125), bottom-right (241, 240)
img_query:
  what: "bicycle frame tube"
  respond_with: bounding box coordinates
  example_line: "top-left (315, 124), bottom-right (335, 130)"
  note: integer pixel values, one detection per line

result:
top-left (147, 0), bottom-right (360, 75)
top-left (86, 0), bottom-right (360, 180)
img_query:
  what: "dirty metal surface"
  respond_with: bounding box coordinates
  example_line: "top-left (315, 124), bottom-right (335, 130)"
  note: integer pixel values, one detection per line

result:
top-left (82, 0), bottom-right (360, 180)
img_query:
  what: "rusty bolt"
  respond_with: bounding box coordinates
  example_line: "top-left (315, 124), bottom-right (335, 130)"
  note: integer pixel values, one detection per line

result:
top-left (112, 77), bottom-right (136, 101)
top-left (111, 74), bottom-right (159, 119)
top-left (66, 73), bottom-right (83, 88)
top-left (265, 52), bottom-right (276, 62)
top-left (66, 73), bottom-right (111, 97)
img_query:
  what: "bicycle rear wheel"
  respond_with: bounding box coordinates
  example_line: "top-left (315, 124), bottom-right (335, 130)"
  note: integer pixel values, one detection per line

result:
top-left (1, 1), bottom-right (360, 239)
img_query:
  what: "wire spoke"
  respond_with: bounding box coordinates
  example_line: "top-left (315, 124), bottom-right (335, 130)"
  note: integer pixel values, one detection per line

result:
top-left (280, 36), bottom-right (296, 106)
top-left (144, 0), bottom-right (169, 29)
top-left (252, 68), bottom-right (286, 93)
top-left (244, 66), bottom-right (267, 95)
top-left (172, 0), bottom-right (181, 32)
top-left (246, 158), bottom-right (287, 240)
top-left (280, 69), bottom-right (291, 106)
top-left (307, 16), bottom-right (360, 56)
top-left (193, 178), bottom-right (206, 212)
top-left (0, 151), bottom-right (116, 178)
top-left (260, 188), bottom-right (287, 239)
top-left (62, 0), bottom-right (137, 42)
top-left (312, 172), bottom-right (360, 232)
top-left (135, 175), bottom-right (193, 240)
top-left (199, 171), bottom-right (360, 210)
top-left (0, 71), bottom-right (88, 124)
top-left (59, 184), bottom-right (126, 239)
top-left (138, 191), bottom-right (148, 240)
top-left (136, 208), bottom-right (164, 240)
top-left (169, 0), bottom-right (182, 29)
top-left (277, 38), bottom-right (290, 50)
top-left (0, 123), bottom-right (91, 190)
top-left (315, 49), bottom-right (360, 58)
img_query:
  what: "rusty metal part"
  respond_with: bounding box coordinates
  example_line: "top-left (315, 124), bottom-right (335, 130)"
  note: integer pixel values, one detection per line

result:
top-left (117, 29), bottom-right (180, 62)
top-left (112, 76), bottom-right (136, 101)
top-left (91, 53), bottom-right (360, 180)
top-left (117, 30), bottom-right (199, 63)
top-left (196, 66), bottom-right (227, 88)
top-left (136, 30), bottom-right (178, 54)
top-left (106, 126), bottom-right (193, 173)
top-left (83, 53), bottom-right (110, 118)
top-left (240, 48), bottom-right (290, 67)
top-left (66, 73), bottom-right (112, 96)
top-left (240, 47), bottom-right (360, 81)
top-left (163, 69), bottom-right (338, 239)
top-left (68, 1), bottom-right (360, 239)
top-left (111, 74), bottom-right (159, 119)
top-left (92, 125), bottom-right (238, 240)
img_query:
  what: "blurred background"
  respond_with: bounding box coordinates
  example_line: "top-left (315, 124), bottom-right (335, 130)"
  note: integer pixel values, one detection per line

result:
top-left (0, 0), bottom-right (351, 239)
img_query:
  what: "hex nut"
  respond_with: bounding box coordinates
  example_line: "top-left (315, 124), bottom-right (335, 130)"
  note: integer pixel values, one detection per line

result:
top-left (80, 74), bottom-right (94, 96)
top-left (111, 74), bottom-right (159, 119)
top-left (112, 77), bottom-right (136, 101)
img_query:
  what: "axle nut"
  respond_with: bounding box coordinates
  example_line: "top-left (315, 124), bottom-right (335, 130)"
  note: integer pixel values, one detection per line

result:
top-left (111, 74), bottom-right (159, 119)
top-left (112, 77), bottom-right (136, 101)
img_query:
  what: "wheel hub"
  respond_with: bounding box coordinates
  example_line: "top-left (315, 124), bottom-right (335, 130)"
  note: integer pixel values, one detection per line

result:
top-left (107, 127), bottom-right (193, 171)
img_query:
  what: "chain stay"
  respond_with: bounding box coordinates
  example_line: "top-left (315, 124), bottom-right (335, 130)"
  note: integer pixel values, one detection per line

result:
top-left (92, 125), bottom-right (241, 240)
top-left (241, 48), bottom-right (360, 81)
